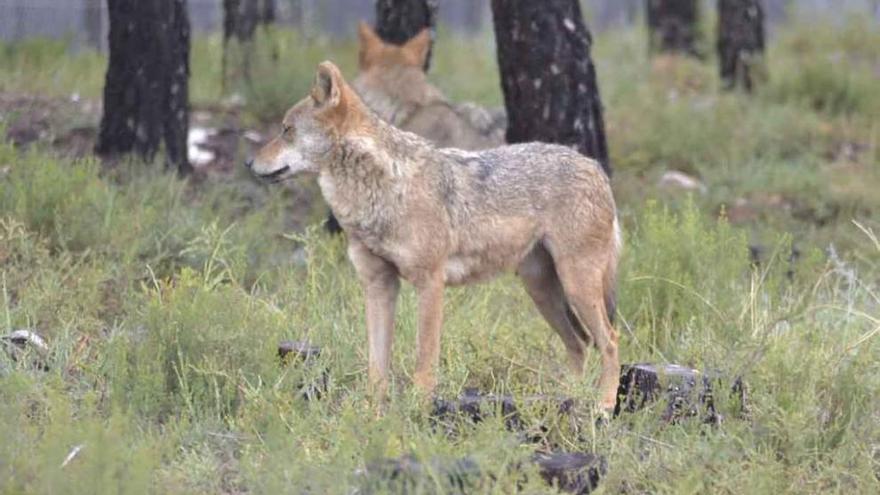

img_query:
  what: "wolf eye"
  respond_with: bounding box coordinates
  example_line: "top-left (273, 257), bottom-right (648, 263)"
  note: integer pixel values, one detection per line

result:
top-left (281, 124), bottom-right (294, 140)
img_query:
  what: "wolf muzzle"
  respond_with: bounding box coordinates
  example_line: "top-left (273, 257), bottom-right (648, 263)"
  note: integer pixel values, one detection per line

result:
top-left (246, 160), bottom-right (291, 183)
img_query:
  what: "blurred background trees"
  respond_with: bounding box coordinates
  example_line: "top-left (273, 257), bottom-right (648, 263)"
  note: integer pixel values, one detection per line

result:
top-left (646, 0), bottom-right (702, 57)
top-left (718, 0), bottom-right (766, 92)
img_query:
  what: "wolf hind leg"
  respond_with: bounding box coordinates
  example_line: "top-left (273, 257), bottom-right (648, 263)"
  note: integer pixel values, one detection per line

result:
top-left (518, 245), bottom-right (592, 374)
top-left (551, 253), bottom-right (620, 412)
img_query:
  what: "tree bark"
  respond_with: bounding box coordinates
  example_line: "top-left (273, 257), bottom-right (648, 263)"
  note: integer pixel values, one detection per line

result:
top-left (718, 0), bottom-right (766, 92)
top-left (261, 0), bottom-right (276, 25)
top-left (646, 0), bottom-right (701, 57)
top-left (223, 0), bottom-right (276, 90)
top-left (223, 0), bottom-right (262, 44)
top-left (96, 0), bottom-right (191, 175)
top-left (490, 0), bottom-right (611, 177)
top-left (374, 0), bottom-right (438, 71)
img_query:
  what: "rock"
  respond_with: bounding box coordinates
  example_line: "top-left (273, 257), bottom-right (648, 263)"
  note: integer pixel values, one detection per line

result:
top-left (277, 340), bottom-right (322, 362)
top-left (277, 340), bottom-right (326, 400)
top-left (533, 452), bottom-right (606, 495)
top-left (431, 389), bottom-right (580, 445)
top-left (187, 127), bottom-right (218, 167)
top-left (431, 388), bottom-right (522, 432)
top-left (748, 243), bottom-right (801, 280)
top-left (614, 363), bottom-right (736, 424)
top-left (1, 330), bottom-right (50, 371)
top-left (658, 170), bottom-right (707, 194)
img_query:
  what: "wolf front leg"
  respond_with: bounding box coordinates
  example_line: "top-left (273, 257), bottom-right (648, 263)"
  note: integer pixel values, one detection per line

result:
top-left (412, 269), bottom-right (445, 395)
top-left (348, 240), bottom-right (400, 400)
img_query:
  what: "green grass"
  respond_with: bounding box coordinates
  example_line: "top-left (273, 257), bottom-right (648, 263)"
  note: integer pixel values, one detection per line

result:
top-left (1, 18), bottom-right (880, 494)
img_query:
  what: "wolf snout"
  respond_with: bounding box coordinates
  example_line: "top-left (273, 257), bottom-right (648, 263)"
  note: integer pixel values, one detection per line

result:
top-left (250, 164), bottom-right (292, 183)
top-left (244, 159), bottom-right (254, 170)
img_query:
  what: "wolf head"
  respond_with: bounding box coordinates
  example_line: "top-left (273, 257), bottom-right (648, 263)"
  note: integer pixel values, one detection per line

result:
top-left (357, 21), bottom-right (431, 73)
top-left (247, 62), bottom-right (367, 182)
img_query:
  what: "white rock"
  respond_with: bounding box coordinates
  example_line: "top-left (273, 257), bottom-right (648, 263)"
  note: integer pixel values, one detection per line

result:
top-left (187, 127), bottom-right (217, 167)
top-left (658, 171), bottom-right (707, 194)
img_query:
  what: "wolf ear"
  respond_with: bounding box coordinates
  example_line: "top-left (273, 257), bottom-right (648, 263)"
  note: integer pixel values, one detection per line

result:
top-left (402, 28), bottom-right (431, 68)
top-left (358, 21), bottom-right (383, 70)
top-left (312, 61), bottom-right (344, 109)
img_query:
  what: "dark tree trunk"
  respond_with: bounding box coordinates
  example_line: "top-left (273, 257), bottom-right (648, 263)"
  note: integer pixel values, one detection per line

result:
top-left (223, 0), bottom-right (260, 43)
top-left (96, 0), bottom-right (191, 175)
top-left (374, 0), bottom-right (438, 71)
top-left (646, 0), bottom-right (701, 57)
top-left (261, 0), bottom-right (276, 24)
top-left (718, 0), bottom-right (766, 92)
top-left (223, 0), bottom-right (275, 90)
top-left (490, 0), bottom-right (611, 177)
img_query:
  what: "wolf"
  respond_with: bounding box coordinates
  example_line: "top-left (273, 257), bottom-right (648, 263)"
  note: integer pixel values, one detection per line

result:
top-left (247, 62), bottom-right (621, 411)
top-left (352, 21), bottom-right (506, 151)
top-left (324, 22), bottom-right (506, 234)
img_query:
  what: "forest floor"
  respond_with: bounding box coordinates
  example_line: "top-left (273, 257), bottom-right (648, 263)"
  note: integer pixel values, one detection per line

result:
top-left (1, 19), bottom-right (879, 494)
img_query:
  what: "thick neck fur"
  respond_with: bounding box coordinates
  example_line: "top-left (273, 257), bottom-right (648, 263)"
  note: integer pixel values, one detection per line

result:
top-left (316, 111), bottom-right (434, 237)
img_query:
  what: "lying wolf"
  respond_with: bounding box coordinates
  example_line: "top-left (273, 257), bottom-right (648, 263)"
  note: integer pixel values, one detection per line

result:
top-left (352, 21), bottom-right (506, 150)
top-left (247, 62), bottom-right (621, 411)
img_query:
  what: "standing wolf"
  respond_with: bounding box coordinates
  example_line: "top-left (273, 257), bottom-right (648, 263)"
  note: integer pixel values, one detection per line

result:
top-left (247, 62), bottom-right (621, 411)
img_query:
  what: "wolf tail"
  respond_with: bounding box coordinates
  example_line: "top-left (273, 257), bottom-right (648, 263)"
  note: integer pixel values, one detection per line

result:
top-left (604, 216), bottom-right (622, 325)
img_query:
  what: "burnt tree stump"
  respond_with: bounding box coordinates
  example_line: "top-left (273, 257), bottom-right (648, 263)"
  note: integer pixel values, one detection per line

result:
top-left (491, 0), bottom-right (611, 177)
top-left (533, 452), bottom-right (606, 495)
top-left (615, 363), bottom-right (747, 424)
top-left (431, 389), bottom-right (580, 445)
top-left (646, 0), bottom-right (702, 57)
top-left (374, 0), bottom-right (438, 71)
top-left (360, 452), bottom-right (605, 494)
top-left (431, 388), bottom-right (523, 433)
top-left (717, 0), bottom-right (766, 92)
top-left (96, 0), bottom-right (191, 174)
top-left (277, 340), bottom-right (327, 400)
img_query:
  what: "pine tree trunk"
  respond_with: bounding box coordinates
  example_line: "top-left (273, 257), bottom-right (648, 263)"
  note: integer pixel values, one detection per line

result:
top-left (490, 0), bottom-right (611, 177)
top-left (262, 0), bottom-right (276, 24)
top-left (96, 0), bottom-right (191, 175)
top-left (374, 0), bottom-right (438, 71)
top-left (718, 0), bottom-right (766, 92)
top-left (222, 0), bottom-right (268, 90)
top-left (223, 0), bottom-right (260, 43)
top-left (646, 0), bottom-right (701, 56)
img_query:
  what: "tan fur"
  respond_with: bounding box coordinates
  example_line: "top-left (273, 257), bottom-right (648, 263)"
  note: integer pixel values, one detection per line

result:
top-left (352, 22), bottom-right (505, 151)
top-left (249, 62), bottom-right (621, 411)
